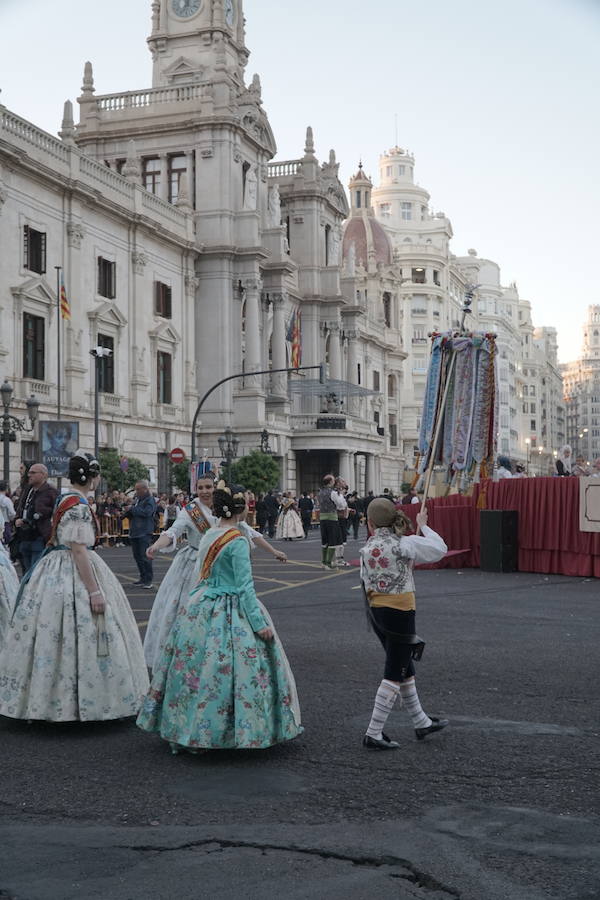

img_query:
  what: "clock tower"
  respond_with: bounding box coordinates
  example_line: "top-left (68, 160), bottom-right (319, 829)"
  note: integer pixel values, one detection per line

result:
top-left (148, 0), bottom-right (248, 88)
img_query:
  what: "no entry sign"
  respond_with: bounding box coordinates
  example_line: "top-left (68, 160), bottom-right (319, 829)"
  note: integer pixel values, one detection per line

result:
top-left (169, 447), bottom-right (186, 464)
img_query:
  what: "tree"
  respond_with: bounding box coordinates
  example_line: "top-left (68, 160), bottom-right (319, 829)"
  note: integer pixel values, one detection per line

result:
top-left (229, 451), bottom-right (280, 495)
top-left (170, 461), bottom-right (190, 493)
top-left (99, 449), bottom-right (150, 492)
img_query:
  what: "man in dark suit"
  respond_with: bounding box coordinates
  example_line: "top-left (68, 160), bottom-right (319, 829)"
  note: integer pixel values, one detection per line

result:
top-left (298, 491), bottom-right (314, 538)
top-left (124, 480), bottom-right (157, 589)
top-left (264, 491), bottom-right (280, 539)
top-left (14, 463), bottom-right (57, 573)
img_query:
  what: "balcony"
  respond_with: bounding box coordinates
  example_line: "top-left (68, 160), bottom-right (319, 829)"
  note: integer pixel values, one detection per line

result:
top-left (411, 337), bottom-right (428, 344)
top-left (411, 308), bottom-right (427, 316)
top-left (316, 415), bottom-right (346, 430)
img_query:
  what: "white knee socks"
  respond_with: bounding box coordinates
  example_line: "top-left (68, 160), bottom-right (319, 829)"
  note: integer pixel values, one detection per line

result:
top-left (399, 678), bottom-right (432, 730)
top-left (366, 680), bottom-right (400, 739)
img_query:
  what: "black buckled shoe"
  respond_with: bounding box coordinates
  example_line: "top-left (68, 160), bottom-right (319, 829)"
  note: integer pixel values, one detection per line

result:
top-left (415, 717), bottom-right (449, 741)
top-left (362, 732), bottom-right (400, 750)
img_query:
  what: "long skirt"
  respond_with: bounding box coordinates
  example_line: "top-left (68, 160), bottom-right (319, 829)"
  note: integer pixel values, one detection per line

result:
top-left (0, 548), bottom-right (149, 721)
top-left (137, 588), bottom-right (302, 750)
top-left (143, 544), bottom-right (197, 670)
top-left (275, 509), bottom-right (304, 540)
top-left (0, 559), bottom-right (19, 642)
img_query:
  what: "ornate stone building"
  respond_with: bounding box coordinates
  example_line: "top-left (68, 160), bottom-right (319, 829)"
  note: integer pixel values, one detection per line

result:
top-left (0, 0), bottom-right (404, 493)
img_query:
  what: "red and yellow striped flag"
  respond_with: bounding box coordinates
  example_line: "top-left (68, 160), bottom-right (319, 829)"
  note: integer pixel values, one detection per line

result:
top-left (59, 271), bottom-right (71, 321)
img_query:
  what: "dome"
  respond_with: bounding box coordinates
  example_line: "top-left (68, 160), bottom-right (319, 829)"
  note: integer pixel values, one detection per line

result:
top-left (342, 215), bottom-right (392, 268)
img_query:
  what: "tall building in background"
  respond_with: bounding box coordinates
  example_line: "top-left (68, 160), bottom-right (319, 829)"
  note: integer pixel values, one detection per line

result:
top-left (561, 306), bottom-right (600, 464)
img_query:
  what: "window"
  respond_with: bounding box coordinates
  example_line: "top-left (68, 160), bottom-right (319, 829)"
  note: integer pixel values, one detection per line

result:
top-left (357, 363), bottom-right (361, 385)
top-left (168, 154), bottom-right (187, 204)
top-left (155, 281), bottom-right (172, 318)
top-left (23, 313), bottom-right (44, 380)
top-left (523, 385), bottom-right (528, 396)
top-left (324, 224), bottom-right (331, 266)
top-left (411, 267), bottom-right (426, 284)
top-left (23, 225), bottom-right (46, 274)
top-left (433, 270), bottom-right (440, 286)
top-left (383, 292), bottom-right (391, 327)
top-left (374, 410), bottom-right (380, 426)
top-left (157, 351), bottom-right (172, 405)
top-left (143, 157), bottom-right (161, 195)
top-left (387, 374), bottom-right (396, 398)
top-left (398, 165), bottom-right (405, 176)
top-left (529, 385), bottom-right (536, 396)
top-left (522, 403), bottom-right (528, 414)
top-left (530, 402), bottom-right (536, 413)
top-left (389, 416), bottom-right (398, 447)
top-left (97, 334), bottom-right (115, 394)
top-left (379, 203), bottom-right (391, 217)
top-left (413, 355), bottom-right (427, 372)
top-left (97, 257), bottom-right (116, 299)
top-left (401, 201), bottom-right (412, 221)
top-left (530, 419), bottom-right (536, 431)
top-left (386, 165), bottom-right (392, 177)
top-left (373, 370), bottom-right (380, 391)
top-left (356, 190), bottom-right (362, 208)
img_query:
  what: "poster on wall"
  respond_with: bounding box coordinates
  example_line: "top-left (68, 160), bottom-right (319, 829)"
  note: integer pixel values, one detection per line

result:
top-left (41, 421), bottom-right (79, 477)
top-left (579, 476), bottom-right (600, 532)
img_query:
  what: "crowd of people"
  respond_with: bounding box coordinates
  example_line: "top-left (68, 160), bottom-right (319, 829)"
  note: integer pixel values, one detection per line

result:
top-left (0, 452), bottom-right (448, 754)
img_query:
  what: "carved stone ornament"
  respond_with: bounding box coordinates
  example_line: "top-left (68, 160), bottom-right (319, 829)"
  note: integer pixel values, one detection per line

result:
top-left (66, 222), bottom-right (85, 249)
top-left (185, 274), bottom-right (200, 296)
top-left (132, 251), bottom-right (148, 275)
top-left (0, 181), bottom-right (7, 213)
top-left (200, 147), bottom-right (214, 158)
top-left (243, 276), bottom-right (262, 294)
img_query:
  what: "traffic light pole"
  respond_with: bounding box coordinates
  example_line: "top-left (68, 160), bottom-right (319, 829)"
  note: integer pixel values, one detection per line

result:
top-left (190, 364), bottom-right (325, 462)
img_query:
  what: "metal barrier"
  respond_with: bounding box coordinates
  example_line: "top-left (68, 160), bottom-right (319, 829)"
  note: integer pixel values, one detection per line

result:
top-left (98, 513), bottom-right (167, 547)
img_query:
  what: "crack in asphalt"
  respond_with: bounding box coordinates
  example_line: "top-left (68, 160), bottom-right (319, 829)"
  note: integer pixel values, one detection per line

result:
top-left (118, 837), bottom-right (461, 897)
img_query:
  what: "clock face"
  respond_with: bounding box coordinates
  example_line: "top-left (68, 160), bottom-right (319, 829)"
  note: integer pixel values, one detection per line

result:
top-left (225, 0), bottom-right (234, 26)
top-left (171, 0), bottom-right (202, 18)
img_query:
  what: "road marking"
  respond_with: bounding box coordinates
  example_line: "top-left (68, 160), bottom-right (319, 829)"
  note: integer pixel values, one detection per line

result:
top-left (253, 575), bottom-right (297, 588)
top-left (256, 568), bottom-right (355, 597)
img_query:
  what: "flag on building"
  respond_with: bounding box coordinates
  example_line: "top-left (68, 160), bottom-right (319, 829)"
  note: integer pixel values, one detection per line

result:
top-left (59, 271), bottom-right (71, 320)
top-left (286, 308), bottom-right (302, 369)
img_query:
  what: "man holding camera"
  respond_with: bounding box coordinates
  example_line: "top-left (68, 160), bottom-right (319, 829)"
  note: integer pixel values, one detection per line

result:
top-left (14, 464), bottom-right (57, 573)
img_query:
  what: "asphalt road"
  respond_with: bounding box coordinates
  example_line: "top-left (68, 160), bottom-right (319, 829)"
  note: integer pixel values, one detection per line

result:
top-left (1, 530), bottom-right (600, 899)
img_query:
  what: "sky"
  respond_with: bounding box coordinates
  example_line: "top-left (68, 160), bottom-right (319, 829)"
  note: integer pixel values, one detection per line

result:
top-left (1, 0), bottom-right (598, 362)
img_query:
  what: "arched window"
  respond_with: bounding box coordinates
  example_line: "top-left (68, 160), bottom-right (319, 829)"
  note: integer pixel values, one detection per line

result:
top-left (387, 373), bottom-right (396, 398)
top-left (383, 292), bottom-right (392, 327)
top-left (325, 224), bottom-right (331, 266)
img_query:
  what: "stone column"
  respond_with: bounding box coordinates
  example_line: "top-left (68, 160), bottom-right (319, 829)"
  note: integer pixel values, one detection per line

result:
top-left (185, 150), bottom-right (195, 207)
top-left (159, 154), bottom-right (169, 202)
top-left (366, 454), bottom-right (376, 494)
top-left (328, 322), bottom-right (342, 381)
top-left (338, 450), bottom-right (352, 486)
top-left (243, 277), bottom-right (262, 389)
top-left (346, 329), bottom-right (358, 415)
top-left (270, 293), bottom-right (287, 397)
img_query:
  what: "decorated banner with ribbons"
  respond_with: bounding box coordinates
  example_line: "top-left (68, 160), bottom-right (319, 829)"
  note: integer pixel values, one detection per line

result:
top-left (416, 330), bottom-right (498, 498)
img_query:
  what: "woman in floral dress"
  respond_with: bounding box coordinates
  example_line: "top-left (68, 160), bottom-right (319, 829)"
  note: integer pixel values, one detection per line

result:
top-left (0, 542), bottom-right (19, 641)
top-left (137, 483), bottom-right (302, 753)
top-left (143, 470), bottom-right (287, 670)
top-left (0, 452), bottom-right (148, 722)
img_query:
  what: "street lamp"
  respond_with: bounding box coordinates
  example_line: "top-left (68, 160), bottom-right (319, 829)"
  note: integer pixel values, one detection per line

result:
top-left (89, 347), bottom-right (113, 462)
top-left (1, 380), bottom-right (39, 483)
top-left (525, 438), bottom-right (531, 475)
top-left (218, 427), bottom-right (239, 483)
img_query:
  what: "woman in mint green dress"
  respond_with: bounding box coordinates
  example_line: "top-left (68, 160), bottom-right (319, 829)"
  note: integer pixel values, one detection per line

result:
top-left (137, 483), bottom-right (302, 753)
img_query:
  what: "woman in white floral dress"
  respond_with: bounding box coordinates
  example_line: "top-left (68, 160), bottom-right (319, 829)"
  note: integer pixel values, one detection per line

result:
top-left (0, 542), bottom-right (19, 642)
top-left (0, 452), bottom-right (148, 722)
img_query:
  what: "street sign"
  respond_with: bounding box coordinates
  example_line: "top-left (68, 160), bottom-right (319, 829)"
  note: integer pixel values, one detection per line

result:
top-left (169, 447), bottom-right (186, 464)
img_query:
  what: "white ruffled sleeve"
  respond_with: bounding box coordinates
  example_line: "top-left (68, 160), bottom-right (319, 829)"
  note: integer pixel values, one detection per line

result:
top-left (400, 526), bottom-right (447, 565)
top-left (238, 520), bottom-right (257, 549)
top-left (58, 503), bottom-right (96, 546)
